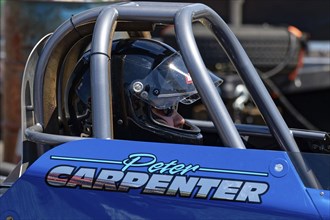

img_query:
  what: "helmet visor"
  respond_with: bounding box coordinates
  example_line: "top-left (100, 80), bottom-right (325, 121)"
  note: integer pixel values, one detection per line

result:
top-left (130, 53), bottom-right (222, 109)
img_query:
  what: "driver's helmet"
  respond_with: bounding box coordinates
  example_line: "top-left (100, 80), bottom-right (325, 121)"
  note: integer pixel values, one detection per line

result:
top-left (66, 38), bottom-right (223, 144)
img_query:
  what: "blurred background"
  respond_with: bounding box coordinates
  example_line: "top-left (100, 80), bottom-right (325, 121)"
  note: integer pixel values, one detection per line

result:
top-left (0, 0), bottom-right (329, 166)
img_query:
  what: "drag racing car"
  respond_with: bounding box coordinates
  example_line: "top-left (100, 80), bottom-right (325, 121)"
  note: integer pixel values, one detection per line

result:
top-left (0, 2), bottom-right (329, 219)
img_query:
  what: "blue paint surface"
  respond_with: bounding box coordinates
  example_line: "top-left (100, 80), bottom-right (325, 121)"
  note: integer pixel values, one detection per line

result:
top-left (0, 139), bottom-right (328, 219)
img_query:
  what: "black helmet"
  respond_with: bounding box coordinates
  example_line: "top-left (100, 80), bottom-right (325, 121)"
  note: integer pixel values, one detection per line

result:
top-left (65, 39), bottom-right (222, 145)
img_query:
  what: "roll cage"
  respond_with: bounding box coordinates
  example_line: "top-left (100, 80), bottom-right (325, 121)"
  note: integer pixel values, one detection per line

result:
top-left (21, 2), bottom-right (329, 188)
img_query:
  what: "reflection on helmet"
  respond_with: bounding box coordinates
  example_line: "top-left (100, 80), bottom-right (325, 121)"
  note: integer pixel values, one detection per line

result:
top-left (130, 53), bottom-right (199, 109)
top-left (66, 39), bottom-right (223, 144)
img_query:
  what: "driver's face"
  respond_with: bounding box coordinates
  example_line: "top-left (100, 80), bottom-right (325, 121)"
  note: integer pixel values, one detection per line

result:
top-left (151, 108), bottom-right (185, 128)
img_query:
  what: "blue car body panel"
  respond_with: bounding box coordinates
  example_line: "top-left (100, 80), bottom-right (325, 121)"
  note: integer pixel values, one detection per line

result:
top-left (1, 139), bottom-right (329, 219)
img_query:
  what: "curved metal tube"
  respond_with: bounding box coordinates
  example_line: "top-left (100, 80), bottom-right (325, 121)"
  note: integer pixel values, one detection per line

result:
top-left (174, 4), bottom-right (246, 149)
top-left (34, 6), bottom-right (104, 125)
top-left (174, 4), bottom-right (320, 188)
top-left (90, 7), bottom-right (118, 139)
top-left (176, 4), bottom-right (300, 152)
top-left (26, 1), bottom-right (321, 190)
top-left (33, 2), bottom-right (298, 151)
top-left (33, 2), bottom-right (188, 137)
top-left (25, 124), bottom-right (85, 145)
